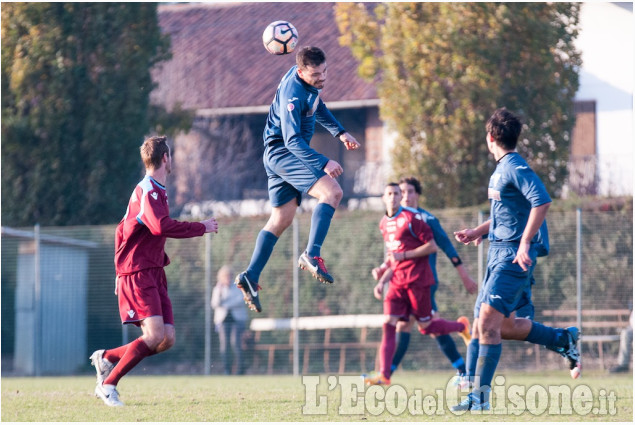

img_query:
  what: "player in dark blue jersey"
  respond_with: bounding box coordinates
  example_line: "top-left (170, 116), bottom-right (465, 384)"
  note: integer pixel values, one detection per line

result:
top-left (451, 108), bottom-right (581, 411)
top-left (459, 220), bottom-right (548, 390)
top-left (371, 177), bottom-right (478, 380)
top-left (235, 46), bottom-right (360, 313)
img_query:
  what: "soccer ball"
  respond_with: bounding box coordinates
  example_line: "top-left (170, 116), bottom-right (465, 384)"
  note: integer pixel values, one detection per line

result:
top-left (262, 21), bottom-right (298, 55)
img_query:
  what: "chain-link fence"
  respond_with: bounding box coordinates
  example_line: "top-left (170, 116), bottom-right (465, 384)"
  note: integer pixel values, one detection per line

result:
top-left (1, 208), bottom-right (632, 376)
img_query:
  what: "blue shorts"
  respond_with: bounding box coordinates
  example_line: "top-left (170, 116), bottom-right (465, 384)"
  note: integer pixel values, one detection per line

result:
top-left (474, 242), bottom-right (536, 318)
top-left (430, 281), bottom-right (439, 313)
top-left (514, 275), bottom-right (535, 319)
top-left (263, 143), bottom-right (326, 207)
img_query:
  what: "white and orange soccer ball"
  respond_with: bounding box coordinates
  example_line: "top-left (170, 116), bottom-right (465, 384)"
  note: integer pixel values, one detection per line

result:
top-left (262, 20), bottom-right (298, 55)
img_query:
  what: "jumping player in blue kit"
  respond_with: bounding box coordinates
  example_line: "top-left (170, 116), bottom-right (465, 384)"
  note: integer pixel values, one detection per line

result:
top-left (235, 46), bottom-right (360, 313)
top-left (451, 108), bottom-right (581, 412)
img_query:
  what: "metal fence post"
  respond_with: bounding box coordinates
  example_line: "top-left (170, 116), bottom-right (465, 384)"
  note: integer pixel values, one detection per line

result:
top-left (576, 208), bottom-right (583, 356)
top-left (292, 217), bottom-right (299, 376)
top-left (34, 224), bottom-right (41, 377)
top-left (204, 232), bottom-right (213, 375)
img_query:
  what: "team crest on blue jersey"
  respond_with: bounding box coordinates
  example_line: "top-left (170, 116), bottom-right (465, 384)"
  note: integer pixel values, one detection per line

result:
top-left (488, 188), bottom-right (501, 201)
top-left (287, 102), bottom-right (295, 112)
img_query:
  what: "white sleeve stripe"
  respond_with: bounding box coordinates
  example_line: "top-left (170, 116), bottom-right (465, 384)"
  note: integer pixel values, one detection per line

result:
top-left (136, 178), bottom-right (154, 227)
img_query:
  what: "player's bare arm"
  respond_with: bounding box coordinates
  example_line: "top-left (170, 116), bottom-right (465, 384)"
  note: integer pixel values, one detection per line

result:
top-left (372, 261), bottom-right (390, 280)
top-left (513, 202), bottom-right (551, 271)
top-left (373, 267), bottom-right (393, 300)
top-left (323, 159), bottom-right (343, 178)
top-left (200, 217), bottom-right (219, 233)
top-left (454, 220), bottom-right (491, 245)
top-left (387, 239), bottom-right (438, 263)
top-left (456, 264), bottom-right (478, 294)
top-left (339, 132), bottom-right (360, 150)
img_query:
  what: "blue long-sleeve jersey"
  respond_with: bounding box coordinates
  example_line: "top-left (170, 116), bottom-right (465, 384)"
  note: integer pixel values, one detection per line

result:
top-left (416, 208), bottom-right (460, 284)
top-left (263, 65), bottom-right (345, 172)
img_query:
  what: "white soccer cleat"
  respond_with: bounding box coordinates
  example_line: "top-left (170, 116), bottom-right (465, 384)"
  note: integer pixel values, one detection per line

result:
top-left (95, 383), bottom-right (124, 407)
top-left (89, 349), bottom-right (114, 385)
top-left (563, 327), bottom-right (582, 379)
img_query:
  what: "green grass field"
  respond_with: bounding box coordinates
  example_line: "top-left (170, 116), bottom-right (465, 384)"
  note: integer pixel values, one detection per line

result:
top-left (1, 370), bottom-right (632, 422)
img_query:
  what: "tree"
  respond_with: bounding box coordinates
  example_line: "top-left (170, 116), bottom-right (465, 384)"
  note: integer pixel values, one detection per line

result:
top-left (335, 3), bottom-right (581, 207)
top-left (1, 3), bottom-right (177, 226)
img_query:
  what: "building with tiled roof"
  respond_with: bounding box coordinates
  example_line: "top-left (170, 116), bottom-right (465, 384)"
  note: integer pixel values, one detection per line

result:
top-left (153, 2), bottom-right (387, 210)
top-left (153, 2), bottom-right (378, 111)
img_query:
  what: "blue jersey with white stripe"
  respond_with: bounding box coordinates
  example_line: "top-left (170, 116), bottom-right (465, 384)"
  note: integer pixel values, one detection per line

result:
top-left (263, 65), bottom-right (345, 172)
top-left (487, 152), bottom-right (552, 243)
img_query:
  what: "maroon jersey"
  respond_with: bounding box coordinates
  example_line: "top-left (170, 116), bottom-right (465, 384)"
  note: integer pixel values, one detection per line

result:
top-left (379, 206), bottom-right (435, 288)
top-left (115, 175), bottom-right (205, 275)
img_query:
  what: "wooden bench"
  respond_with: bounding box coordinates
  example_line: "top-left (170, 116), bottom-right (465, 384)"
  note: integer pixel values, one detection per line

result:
top-left (540, 308), bottom-right (631, 369)
top-left (249, 314), bottom-right (384, 374)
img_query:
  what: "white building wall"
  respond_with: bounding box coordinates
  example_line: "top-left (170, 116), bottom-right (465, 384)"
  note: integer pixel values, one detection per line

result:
top-left (575, 2), bottom-right (634, 196)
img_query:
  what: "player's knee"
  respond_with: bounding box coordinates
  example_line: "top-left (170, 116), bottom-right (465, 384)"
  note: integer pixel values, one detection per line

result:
top-left (479, 326), bottom-right (501, 341)
top-left (383, 315), bottom-right (398, 326)
top-left (143, 336), bottom-right (162, 351)
top-left (266, 215), bottom-right (293, 235)
top-left (276, 216), bottom-right (294, 232)
top-left (143, 329), bottom-right (166, 350)
top-left (163, 334), bottom-right (176, 351)
top-left (329, 185), bottom-right (343, 206)
top-left (396, 321), bottom-right (412, 333)
top-left (319, 184), bottom-right (343, 207)
top-left (472, 326), bottom-right (480, 339)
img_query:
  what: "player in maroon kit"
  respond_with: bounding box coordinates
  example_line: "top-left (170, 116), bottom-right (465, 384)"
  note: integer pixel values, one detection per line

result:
top-left (365, 183), bottom-right (470, 385)
top-left (90, 136), bottom-right (218, 407)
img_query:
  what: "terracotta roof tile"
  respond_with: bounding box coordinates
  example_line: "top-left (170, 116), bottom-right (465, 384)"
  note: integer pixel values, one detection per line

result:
top-left (151, 2), bottom-right (377, 111)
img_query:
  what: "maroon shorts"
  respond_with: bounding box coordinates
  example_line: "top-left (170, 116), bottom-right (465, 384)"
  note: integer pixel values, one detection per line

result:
top-left (117, 268), bottom-right (174, 326)
top-left (384, 283), bottom-right (432, 323)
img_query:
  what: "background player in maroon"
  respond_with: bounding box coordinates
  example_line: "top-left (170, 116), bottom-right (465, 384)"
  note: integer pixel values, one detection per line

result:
top-left (90, 136), bottom-right (218, 407)
top-left (365, 183), bottom-right (470, 385)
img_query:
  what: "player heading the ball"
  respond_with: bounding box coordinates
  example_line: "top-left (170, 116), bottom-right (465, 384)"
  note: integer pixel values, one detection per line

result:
top-left (235, 46), bottom-right (360, 313)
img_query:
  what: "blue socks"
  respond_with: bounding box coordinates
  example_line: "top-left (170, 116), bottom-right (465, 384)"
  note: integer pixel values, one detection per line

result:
top-left (246, 203), bottom-right (336, 283)
top-left (246, 230), bottom-right (279, 282)
top-left (524, 321), bottom-right (568, 347)
top-left (466, 338), bottom-right (479, 382)
top-left (390, 333), bottom-right (467, 375)
top-left (306, 203), bottom-right (335, 258)
top-left (436, 334), bottom-right (466, 374)
top-left (473, 343), bottom-right (502, 404)
top-left (391, 332), bottom-right (411, 372)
